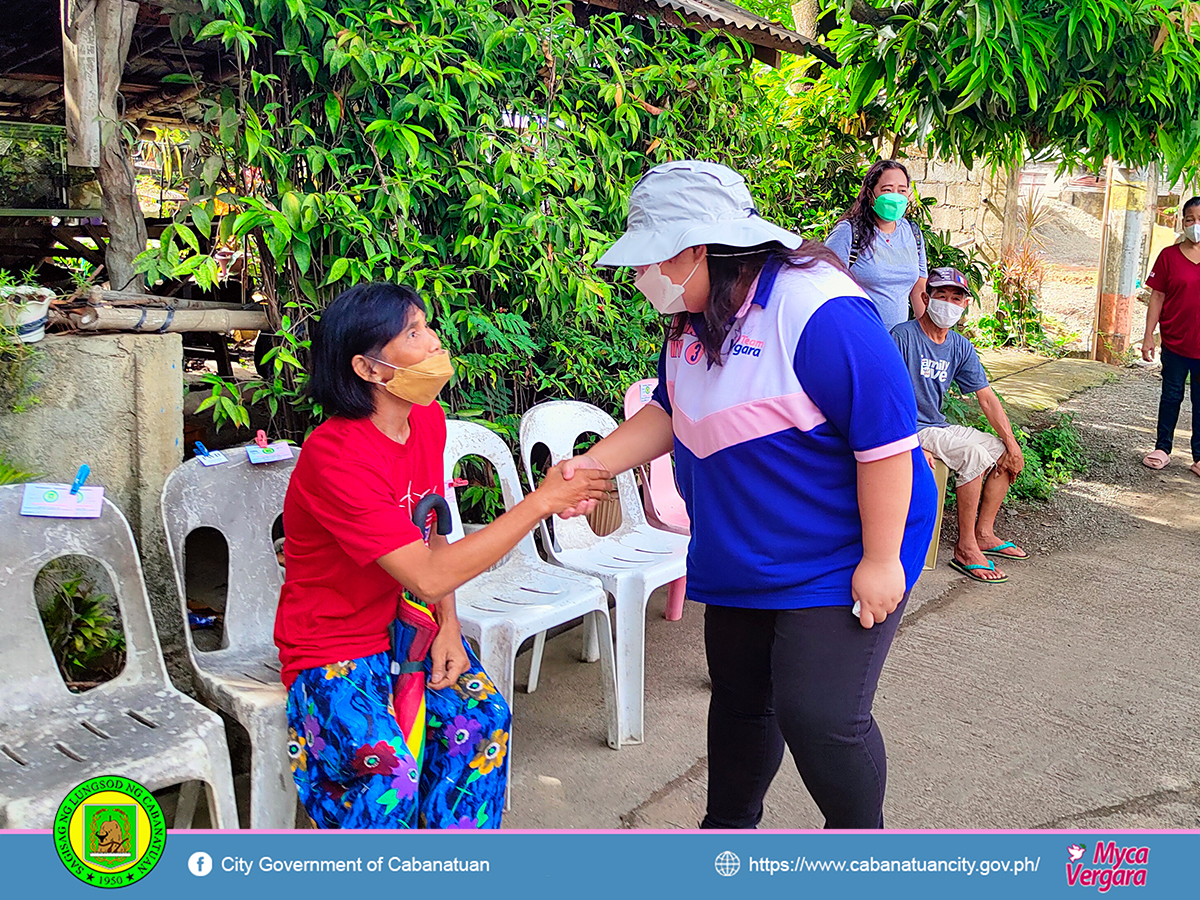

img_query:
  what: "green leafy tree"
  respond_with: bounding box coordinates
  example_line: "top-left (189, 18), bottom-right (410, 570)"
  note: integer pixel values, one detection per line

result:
top-left (827, 0), bottom-right (1200, 180)
top-left (142, 0), bottom-right (862, 440)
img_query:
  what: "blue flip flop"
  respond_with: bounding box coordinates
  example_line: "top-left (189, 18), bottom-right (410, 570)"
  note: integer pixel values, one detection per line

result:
top-left (982, 541), bottom-right (1029, 560)
top-left (948, 557), bottom-right (1008, 583)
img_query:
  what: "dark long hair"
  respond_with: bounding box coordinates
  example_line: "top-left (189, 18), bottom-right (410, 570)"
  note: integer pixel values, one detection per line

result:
top-left (834, 159), bottom-right (911, 261)
top-left (308, 282), bottom-right (427, 418)
top-left (665, 240), bottom-right (849, 366)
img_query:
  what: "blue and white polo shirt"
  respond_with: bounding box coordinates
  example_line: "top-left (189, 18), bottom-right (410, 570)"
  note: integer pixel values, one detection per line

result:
top-left (651, 256), bottom-right (937, 609)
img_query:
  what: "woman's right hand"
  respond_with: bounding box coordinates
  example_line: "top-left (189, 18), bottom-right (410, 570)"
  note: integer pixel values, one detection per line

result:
top-left (534, 459), bottom-right (614, 518)
top-left (555, 455), bottom-right (609, 519)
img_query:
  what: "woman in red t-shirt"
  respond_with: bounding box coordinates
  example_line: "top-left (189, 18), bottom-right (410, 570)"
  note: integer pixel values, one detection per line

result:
top-left (1142, 196), bottom-right (1200, 478)
top-left (274, 283), bottom-right (611, 829)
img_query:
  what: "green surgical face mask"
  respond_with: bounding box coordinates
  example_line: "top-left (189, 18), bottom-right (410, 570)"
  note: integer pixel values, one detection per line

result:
top-left (873, 192), bottom-right (908, 222)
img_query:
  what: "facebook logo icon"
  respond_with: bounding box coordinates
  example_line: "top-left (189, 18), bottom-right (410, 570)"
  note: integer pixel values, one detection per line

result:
top-left (188, 852), bottom-right (213, 877)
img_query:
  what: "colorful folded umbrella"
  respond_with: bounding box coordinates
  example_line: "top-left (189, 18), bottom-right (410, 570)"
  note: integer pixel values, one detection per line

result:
top-left (388, 493), bottom-right (454, 773)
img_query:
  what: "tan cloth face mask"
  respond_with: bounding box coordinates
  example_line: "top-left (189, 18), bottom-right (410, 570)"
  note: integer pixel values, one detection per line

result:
top-left (368, 351), bottom-right (454, 406)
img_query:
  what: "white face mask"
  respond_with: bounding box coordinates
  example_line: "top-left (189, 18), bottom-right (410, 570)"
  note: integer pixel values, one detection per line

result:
top-left (927, 297), bottom-right (965, 329)
top-left (634, 260), bottom-right (701, 314)
top-left (1184, 223), bottom-right (1200, 244)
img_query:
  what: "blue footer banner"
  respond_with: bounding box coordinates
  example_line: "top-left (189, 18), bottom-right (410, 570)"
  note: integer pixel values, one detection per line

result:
top-left (1, 829), bottom-right (1195, 898)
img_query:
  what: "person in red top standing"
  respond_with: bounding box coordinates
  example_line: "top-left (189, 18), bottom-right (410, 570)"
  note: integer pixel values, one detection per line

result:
top-left (274, 283), bottom-right (611, 829)
top-left (1142, 196), bottom-right (1200, 478)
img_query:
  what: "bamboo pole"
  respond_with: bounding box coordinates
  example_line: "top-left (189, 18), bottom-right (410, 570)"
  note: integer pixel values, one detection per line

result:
top-left (57, 306), bottom-right (269, 333)
top-left (87, 287), bottom-right (256, 311)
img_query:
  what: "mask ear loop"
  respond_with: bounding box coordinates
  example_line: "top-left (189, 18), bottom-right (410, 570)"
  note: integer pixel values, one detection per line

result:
top-left (366, 355), bottom-right (396, 388)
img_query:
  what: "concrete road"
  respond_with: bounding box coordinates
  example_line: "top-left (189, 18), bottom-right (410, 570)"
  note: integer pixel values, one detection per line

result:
top-left (504, 372), bottom-right (1200, 830)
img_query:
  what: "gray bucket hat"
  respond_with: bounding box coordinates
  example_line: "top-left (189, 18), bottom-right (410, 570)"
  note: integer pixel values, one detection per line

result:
top-left (597, 160), bottom-right (803, 267)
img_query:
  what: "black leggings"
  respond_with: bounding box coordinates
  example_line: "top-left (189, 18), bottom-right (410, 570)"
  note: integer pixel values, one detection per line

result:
top-left (700, 599), bottom-right (906, 830)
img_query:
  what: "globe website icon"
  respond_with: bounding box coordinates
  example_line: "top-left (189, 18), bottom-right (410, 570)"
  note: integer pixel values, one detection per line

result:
top-left (714, 850), bottom-right (740, 876)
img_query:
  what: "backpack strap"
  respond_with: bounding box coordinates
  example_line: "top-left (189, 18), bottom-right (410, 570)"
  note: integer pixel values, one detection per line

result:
top-left (909, 217), bottom-right (926, 260)
top-left (848, 219), bottom-right (923, 268)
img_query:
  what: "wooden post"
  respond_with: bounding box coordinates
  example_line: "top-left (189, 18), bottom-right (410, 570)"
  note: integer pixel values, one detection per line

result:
top-left (62, 0), bottom-right (101, 166)
top-left (96, 0), bottom-right (147, 293)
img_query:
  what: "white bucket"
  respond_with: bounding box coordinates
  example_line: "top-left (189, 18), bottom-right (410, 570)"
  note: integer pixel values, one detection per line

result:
top-left (0, 287), bottom-right (54, 343)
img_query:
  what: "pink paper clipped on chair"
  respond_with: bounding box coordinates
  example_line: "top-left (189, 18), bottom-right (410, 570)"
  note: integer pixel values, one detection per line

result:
top-left (624, 379), bottom-right (690, 622)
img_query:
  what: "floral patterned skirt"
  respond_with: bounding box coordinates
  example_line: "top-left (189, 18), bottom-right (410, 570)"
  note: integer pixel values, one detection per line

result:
top-left (286, 641), bottom-right (511, 829)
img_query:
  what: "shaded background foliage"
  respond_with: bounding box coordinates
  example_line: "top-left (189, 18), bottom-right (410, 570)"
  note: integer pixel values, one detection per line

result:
top-left (826, 0), bottom-right (1200, 181)
top-left (141, 0), bottom-right (867, 441)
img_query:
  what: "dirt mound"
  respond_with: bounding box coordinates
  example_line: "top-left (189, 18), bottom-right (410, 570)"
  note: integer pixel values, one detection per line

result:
top-left (1036, 199), bottom-right (1102, 267)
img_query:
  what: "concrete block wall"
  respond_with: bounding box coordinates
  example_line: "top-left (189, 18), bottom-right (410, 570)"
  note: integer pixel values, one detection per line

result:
top-left (907, 153), bottom-right (989, 250)
top-left (0, 333), bottom-right (188, 685)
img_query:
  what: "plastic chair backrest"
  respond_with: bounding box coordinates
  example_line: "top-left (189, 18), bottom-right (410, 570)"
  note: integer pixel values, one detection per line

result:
top-left (0, 486), bottom-right (169, 706)
top-left (622, 380), bottom-right (689, 530)
top-left (161, 449), bottom-right (299, 653)
top-left (518, 400), bottom-right (646, 552)
top-left (443, 420), bottom-right (537, 564)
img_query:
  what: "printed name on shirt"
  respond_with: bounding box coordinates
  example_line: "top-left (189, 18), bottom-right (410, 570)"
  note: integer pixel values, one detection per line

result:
top-left (919, 357), bottom-right (951, 383)
top-left (669, 339), bottom-right (684, 359)
top-left (731, 335), bottom-right (764, 358)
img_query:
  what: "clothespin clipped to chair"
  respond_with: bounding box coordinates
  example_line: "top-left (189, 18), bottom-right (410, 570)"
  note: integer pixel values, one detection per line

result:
top-left (69, 464), bottom-right (90, 495)
top-left (246, 430), bottom-right (293, 464)
top-left (446, 478), bottom-right (469, 489)
top-left (195, 441), bottom-right (229, 466)
top-left (20, 462), bottom-right (103, 518)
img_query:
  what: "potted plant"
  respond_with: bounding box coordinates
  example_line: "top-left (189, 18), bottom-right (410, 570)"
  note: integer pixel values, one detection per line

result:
top-left (0, 266), bottom-right (55, 344)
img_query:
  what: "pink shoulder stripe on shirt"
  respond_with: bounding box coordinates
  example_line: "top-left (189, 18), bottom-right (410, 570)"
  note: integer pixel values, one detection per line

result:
top-left (854, 434), bottom-right (919, 462)
top-left (671, 391), bottom-right (828, 459)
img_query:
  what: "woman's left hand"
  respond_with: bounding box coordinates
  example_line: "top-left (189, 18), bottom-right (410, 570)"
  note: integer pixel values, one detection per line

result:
top-left (851, 555), bottom-right (906, 629)
top-left (429, 621), bottom-right (471, 690)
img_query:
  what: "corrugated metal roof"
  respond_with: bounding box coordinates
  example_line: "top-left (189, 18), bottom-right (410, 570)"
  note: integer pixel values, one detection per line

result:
top-left (645, 0), bottom-right (839, 66)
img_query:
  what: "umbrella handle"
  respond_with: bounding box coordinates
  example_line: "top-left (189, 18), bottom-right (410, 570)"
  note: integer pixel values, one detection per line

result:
top-left (412, 493), bottom-right (452, 539)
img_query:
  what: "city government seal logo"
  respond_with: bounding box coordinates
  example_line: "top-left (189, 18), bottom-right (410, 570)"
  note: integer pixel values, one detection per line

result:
top-left (53, 775), bottom-right (166, 888)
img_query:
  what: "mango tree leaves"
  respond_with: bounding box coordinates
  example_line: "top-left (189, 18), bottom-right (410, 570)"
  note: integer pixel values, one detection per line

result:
top-left (826, 0), bottom-right (1200, 180)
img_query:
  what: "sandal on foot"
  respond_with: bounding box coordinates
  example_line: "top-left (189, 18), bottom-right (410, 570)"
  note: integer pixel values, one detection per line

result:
top-left (948, 557), bottom-right (1008, 584)
top-left (1142, 450), bottom-right (1171, 470)
top-left (982, 541), bottom-right (1029, 560)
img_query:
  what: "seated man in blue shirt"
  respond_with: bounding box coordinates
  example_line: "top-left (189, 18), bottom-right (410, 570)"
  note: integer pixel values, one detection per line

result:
top-left (891, 267), bottom-right (1027, 583)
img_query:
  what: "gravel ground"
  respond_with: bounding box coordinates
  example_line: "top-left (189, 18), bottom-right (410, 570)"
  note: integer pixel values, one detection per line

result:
top-left (936, 367), bottom-right (1188, 558)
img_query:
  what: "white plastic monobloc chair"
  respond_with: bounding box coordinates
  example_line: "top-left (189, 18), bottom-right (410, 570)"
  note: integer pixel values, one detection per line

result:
top-left (444, 420), bottom-right (619, 759)
top-left (160, 449), bottom-right (299, 829)
top-left (0, 485), bottom-right (238, 828)
top-left (519, 401), bottom-right (688, 746)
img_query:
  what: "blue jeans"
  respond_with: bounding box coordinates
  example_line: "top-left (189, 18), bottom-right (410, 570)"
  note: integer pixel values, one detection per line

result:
top-left (1156, 345), bottom-right (1200, 462)
top-left (700, 598), bottom-right (906, 830)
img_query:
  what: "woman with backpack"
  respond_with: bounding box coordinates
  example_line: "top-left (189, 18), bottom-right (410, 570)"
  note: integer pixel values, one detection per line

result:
top-left (826, 160), bottom-right (928, 330)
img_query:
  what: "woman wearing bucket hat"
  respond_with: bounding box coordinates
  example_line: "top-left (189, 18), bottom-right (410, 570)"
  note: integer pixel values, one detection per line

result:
top-left (561, 160), bottom-right (937, 829)
top-left (825, 160), bottom-right (928, 331)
